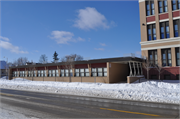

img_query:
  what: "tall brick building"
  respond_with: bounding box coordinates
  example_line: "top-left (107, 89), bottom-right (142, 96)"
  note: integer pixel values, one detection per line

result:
top-left (139, 0), bottom-right (180, 79)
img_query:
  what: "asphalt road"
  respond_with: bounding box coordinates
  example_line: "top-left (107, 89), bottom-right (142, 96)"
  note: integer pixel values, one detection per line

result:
top-left (0, 88), bottom-right (179, 118)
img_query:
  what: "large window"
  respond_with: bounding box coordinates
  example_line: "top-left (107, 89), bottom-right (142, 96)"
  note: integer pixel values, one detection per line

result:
top-left (173, 19), bottom-right (180, 37)
top-left (162, 49), bottom-right (172, 66)
top-left (33, 71), bottom-right (36, 77)
top-left (38, 70), bottom-right (41, 77)
top-left (146, 0), bottom-right (155, 16)
top-left (61, 69), bottom-right (72, 77)
top-left (147, 24), bottom-right (156, 41)
top-left (158, 0), bottom-right (168, 13)
top-left (13, 71), bottom-right (18, 77)
top-left (149, 50), bottom-right (158, 65)
top-left (172, 0), bottom-right (180, 10)
top-left (48, 70), bottom-right (59, 77)
top-left (75, 68), bottom-right (89, 77)
top-left (91, 68), bottom-right (107, 77)
top-left (176, 48), bottom-right (180, 66)
top-left (40, 70), bottom-right (46, 77)
top-left (160, 21), bottom-right (170, 39)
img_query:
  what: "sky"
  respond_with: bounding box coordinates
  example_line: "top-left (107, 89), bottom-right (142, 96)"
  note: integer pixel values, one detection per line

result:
top-left (0, 0), bottom-right (142, 63)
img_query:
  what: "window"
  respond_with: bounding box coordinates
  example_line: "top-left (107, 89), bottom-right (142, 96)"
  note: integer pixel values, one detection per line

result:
top-left (40, 70), bottom-right (46, 77)
top-left (147, 24), bottom-right (156, 41)
top-left (158, 0), bottom-right (168, 13)
top-left (38, 70), bottom-right (41, 77)
top-left (149, 50), bottom-right (158, 65)
top-left (91, 68), bottom-right (107, 77)
top-left (19, 71), bottom-right (22, 77)
top-left (162, 49), bottom-right (172, 66)
top-left (176, 48), bottom-right (180, 66)
top-left (146, 0), bottom-right (155, 16)
top-left (49, 70), bottom-right (59, 77)
top-left (172, 0), bottom-right (180, 10)
top-left (61, 69), bottom-right (72, 77)
top-left (173, 19), bottom-right (180, 37)
top-left (164, 74), bottom-right (171, 80)
top-left (13, 71), bottom-right (18, 77)
top-left (28, 71), bottom-right (31, 77)
top-left (75, 68), bottom-right (89, 77)
top-left (33, 71), bottom-right (36, 77)
top-left (160, 21), bottom-right (170, 39)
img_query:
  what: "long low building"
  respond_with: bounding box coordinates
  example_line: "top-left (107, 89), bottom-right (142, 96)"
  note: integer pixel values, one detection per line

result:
top-left (8, 57), bottom-right (143, 83)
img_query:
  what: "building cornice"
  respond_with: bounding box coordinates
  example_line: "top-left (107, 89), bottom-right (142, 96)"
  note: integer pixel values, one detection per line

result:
top-left (139, 0), bottom-right (145, 3)
top-left (140, 37), bottom-right (180, 46)
top-left (141, 44), bottom-right (180, 50)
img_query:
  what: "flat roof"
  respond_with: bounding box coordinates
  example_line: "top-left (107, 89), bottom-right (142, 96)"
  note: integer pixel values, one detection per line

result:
top-left (10, 56), bottom-right (143, 69)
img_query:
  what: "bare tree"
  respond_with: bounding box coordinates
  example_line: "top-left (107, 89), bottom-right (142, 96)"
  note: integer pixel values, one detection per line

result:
top-left (61, 56), bottom-right (74, 82)
top-left (13, 57), bottom-right (28, 66)
top-left (39, 54), bottom-right (48, 64)
top-left (153, 56), bottom-right (164, 82)
top-left (142, 57), bottom-right (152, 81)
top-left (28, 66), bottom-right (35, 81)
top-left (2, 61), bottom-right (9, 79)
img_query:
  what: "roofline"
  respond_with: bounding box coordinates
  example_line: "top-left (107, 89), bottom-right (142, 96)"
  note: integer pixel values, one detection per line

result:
top-left (10, 57), bottom-right (143, 69)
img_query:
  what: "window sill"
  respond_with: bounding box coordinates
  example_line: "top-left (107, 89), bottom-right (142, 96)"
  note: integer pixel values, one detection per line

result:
top-left (159, 12), bottom-right (169, 15)
top-left (146, 14), bottom-right (155, 17)
top-left (172, 9), bottom-right (180, 12)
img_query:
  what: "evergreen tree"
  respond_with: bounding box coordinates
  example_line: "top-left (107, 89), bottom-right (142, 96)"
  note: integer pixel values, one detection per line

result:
top-left (53, 51), bottom-right (59, 62)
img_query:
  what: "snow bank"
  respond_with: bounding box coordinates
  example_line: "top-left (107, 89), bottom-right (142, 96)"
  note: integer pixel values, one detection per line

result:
top-left (0, 78), bottom-right (180, 104)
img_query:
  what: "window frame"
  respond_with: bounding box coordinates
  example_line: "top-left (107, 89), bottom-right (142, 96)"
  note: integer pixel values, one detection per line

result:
top-left (176, 47), bottom-right (180, 66)
top-left (60, 69), bottom-right (72, 77)
top-left (173, 19), bottom-right (180, 37)
top-left (161, 49), bottom-right (172, 67)
top-left (160, 21), bottom-right (170, 39)
top-left (172, 0), bottom-right (180, 10)
top-left (146, 0), bottom-right (155, 16)
top-left (158, 0), bottom-right (168, 13)
top-left (147, 24), bottom-right (156, 41)
top-left (91, 67), bottom-right (107, 77)
top-left (148, 50), bottom-right (158, 65)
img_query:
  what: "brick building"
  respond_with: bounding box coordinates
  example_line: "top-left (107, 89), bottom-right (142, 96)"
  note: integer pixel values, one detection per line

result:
top-left (139, 0), bottom-right (180, 79)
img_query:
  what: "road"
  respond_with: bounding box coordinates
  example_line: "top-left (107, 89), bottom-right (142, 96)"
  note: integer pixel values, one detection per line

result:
top-left (0, 88), bottom-right (179, 118)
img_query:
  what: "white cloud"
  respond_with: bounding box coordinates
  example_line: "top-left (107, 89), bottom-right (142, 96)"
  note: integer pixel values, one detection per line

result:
top-left (74, 7), bottom-right (114, 30)
top-left (77, 37), bottom-right (85, 41)
top-left (100, 43), bottom-right (106, 46)
top-left (94, 48), bottom-right (104, 51)
top-left (50, 31), bottom-right (85, 44)
top-left (0, 37), bottom-right (28, 54)
top-left (0, 36), bottom-right (9, 41)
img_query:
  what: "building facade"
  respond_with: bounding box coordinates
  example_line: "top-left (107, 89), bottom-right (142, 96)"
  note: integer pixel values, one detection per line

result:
top-left (9, 57), bottom-right (143, 83)
top-left (139, 0), bottom-right (180, 79)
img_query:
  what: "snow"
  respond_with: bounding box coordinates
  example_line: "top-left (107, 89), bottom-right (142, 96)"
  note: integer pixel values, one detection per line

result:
top-left (0, 77), bottom-right (180, 104)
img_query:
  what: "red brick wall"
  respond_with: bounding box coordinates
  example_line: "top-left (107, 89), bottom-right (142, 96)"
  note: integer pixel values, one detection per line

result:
top-left (146, 16), bottom-right (155, 22)
top-left (143, 67), bottom-right (179, 80)
top-left (159, 13), bottom-right (169, 20)
top-left (173, 10), bottom-right (180, 17)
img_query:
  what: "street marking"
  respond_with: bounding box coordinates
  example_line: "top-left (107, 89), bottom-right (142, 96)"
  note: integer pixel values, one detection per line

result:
top-left (0, 93), bottom-right (14, 97)
top-left (100, 108), bottom-right (159, 117)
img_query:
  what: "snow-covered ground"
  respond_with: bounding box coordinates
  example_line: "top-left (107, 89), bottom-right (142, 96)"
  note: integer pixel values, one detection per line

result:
top-left (0, 77), bottom-right (180, 104)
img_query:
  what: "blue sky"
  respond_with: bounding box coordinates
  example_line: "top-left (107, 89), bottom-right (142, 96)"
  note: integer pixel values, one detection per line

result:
top-left (0, 1), bottom-right (141, 63)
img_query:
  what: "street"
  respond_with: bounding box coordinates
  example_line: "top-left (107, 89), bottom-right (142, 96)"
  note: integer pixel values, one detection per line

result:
top-left (0, 88), bottom-right (179, 118)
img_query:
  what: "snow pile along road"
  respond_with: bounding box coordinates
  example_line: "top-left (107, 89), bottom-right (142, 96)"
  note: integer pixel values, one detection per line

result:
top-left (0, 78), bottom-right (180, 104)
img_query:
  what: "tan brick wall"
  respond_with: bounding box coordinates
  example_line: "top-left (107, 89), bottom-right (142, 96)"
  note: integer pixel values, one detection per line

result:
top-left (139, 1), bottom-right (147, 42)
